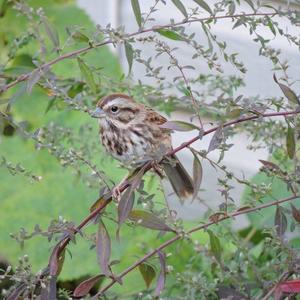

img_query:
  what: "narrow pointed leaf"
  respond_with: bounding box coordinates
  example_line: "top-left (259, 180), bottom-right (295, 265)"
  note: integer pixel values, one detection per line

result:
top-left (6, 283), bottom-right (26, 300)
top-left (118, 187), bottom-right (135, 226)
top-left (131, 0), bottom-right (142, 27)
top-left (286, 125), bottom-right (295, 159)
top-left (154, 251), bottom-right (166, 296)
top-left (192, 152), bottom-right (203, 199)
top-left (42, 16), bottom-right (60, 49)
top-left (129, 210), bottom-right (175, 232)
top-left (273, 74), bottom-right (300, 105)
top-left (155, 29), bottom-right (185, 41)
top-left (49, 244), bottom-right (63, 276)
top-left (244, 0), bottom-right (255, 10)
top-left (171, 0), bottom-right (188, 18)
top-left (160, 120), bottom-right (199, 131)
top-left (139, 263), bottom-right (156, 288)
top-left (193, 0), bottom-right (213, 15)
top-left (277, 279), bottom-right (300, 293)
top-left (124, 41), bottom-right (134, 74)
top-left (291, 204), bottom-right (300, 223)
top-left (27, 69), bottom-right (42, 94)
top-left (72, 31), bottom-right (90, 43)
top-left (73, 274), bottom-right (105, 297)
top-left (208, 127), bottom-right (223, 152)
top-left (259, 160), bottom-right (282, 172)
top-left (96, 220), bottom-right (111, 276)
top-left (77, 57), bottom-right (97, 94)
top-left (207, 229), bottom-right (222, 262)
top-left (275, 206), bottom-right (287, 236)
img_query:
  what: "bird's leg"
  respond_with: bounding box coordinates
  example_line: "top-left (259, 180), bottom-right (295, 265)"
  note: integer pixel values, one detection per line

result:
top-left (112, 175), bottom-right (129, 202)
top-left (151, 161), bottom-right (164, 179)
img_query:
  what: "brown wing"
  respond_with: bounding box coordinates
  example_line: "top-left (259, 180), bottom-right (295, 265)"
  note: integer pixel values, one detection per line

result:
top-left (144, 106), bottom-right (167, 125)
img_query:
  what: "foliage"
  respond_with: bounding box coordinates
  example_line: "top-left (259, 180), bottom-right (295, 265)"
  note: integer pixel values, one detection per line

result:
top-left (0, 0), bottom-right (300, 299)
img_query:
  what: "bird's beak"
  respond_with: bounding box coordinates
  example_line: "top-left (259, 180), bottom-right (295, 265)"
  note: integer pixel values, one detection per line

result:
top-left (91, 107), bottom-right (105, 118)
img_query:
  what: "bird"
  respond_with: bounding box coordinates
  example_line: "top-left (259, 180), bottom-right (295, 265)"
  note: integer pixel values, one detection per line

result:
top-left (91, 93), bottom-right (194, 201)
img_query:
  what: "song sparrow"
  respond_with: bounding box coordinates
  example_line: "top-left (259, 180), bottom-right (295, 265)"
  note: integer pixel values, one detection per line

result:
top-left (92, 93), bottom-right (194, 200)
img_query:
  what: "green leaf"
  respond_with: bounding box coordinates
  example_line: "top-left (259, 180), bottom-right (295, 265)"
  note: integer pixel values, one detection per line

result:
top-left (129, 210), bottom-right (175, 232)
top-left (155, 29), bottom-right (185, 41)
top-left (227, 108), bottom-right (242, 119)
top-left (131, 0), bottom-right (142, 27)
top-left (193, 0), bottom-right (213, 15)
top-left (72, 31), bottom-right (90, 43)
top-left (244, 0), bottom-right (255, 10)
top-left (286, 125), bottom-right (295, 159)
top-left (273, 74), bottom-right (300, 105)
top-left (42, 16), bottom-right (60, 49)
top-left (207, 229), bottom-right (222, 262)
top-left (124, 41), bottom-right (134, 74)
top-left (171, 0), bottom-right (188, 18)
top-left (77, 57), bottom-right (97, 94)
top-left (275, 206), bottom-right (287, 236)
top-left (139, 263), bottom-right (156, 288)
top-left (160, 120), bottom-right (200, 131)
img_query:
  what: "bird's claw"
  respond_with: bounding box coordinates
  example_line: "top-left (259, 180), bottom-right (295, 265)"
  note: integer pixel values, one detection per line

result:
top-left (112, 185), bottom-right (122, 202)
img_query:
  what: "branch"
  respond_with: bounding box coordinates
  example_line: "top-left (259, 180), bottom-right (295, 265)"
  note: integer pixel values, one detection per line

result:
top-left (96, 194), bottom-right (300, 296)
top-left (46, 109), bottom-right (300, 291)
top-left (0, 12), bottom-right (277, 93)
top-left (258, 271), bottom-right (292, 300)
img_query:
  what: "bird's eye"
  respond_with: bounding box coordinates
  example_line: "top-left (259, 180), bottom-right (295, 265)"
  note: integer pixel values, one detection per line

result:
top-left (111, 106), bottom-right (118, 113)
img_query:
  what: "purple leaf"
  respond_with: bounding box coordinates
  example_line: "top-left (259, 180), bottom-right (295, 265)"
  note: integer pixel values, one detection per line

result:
top-left (6, 283), bottom-right (26, 300)
top-left (154, 251), bottom-right (166, 296)
top-left (160, 120), bottom-right (200, 132)
top-left (96, 220), bottom-right (111, 276)
top-left (139, 263), bottom-right (156, 288)
top-left (291, 204), bottom-right (300, 222)
top-left (192, 152), bottom-right (203, 199)
top-left (129, 210), bottom-right (175, 232)
top-left (275, 206), bottom-right (287, 236)
top-left (208, 126), bottom-right (223, 152)
top-left (73, 274), bottom-right (105, 297)
top-left (49, 245), bottom-right (65, 276)
top-left (118, 187), bottom-right (135, 226)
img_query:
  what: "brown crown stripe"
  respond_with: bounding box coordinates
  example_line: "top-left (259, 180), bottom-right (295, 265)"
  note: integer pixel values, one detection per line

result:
top-left (98, 93), bottom-right (134, 108)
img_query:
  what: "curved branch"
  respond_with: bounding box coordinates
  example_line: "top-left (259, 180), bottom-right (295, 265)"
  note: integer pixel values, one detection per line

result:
top-left (96, 194), bottom-right (299, 296)
top-left (51, 109), bottom-right (300, 256)
top-left (0, 12), bottom-right (277, 93)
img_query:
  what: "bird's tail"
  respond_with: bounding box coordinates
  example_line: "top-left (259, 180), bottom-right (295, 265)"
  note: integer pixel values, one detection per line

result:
top-left (161, 154), bottom-right (194, 201)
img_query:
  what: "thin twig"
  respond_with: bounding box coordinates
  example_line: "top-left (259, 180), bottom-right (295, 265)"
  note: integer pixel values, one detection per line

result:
top-left (0, 12), bottom-right (277, 93)
top-left (258, 271), bottom-right (292, 300)
top-left (96, 195), bottom-right (299, 296)
top-left (49, 109), bottom-right (300, 256)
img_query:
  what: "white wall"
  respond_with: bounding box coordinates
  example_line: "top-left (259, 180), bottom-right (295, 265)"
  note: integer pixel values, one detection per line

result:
top-left (76, 0), bottom-right (300, 224)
